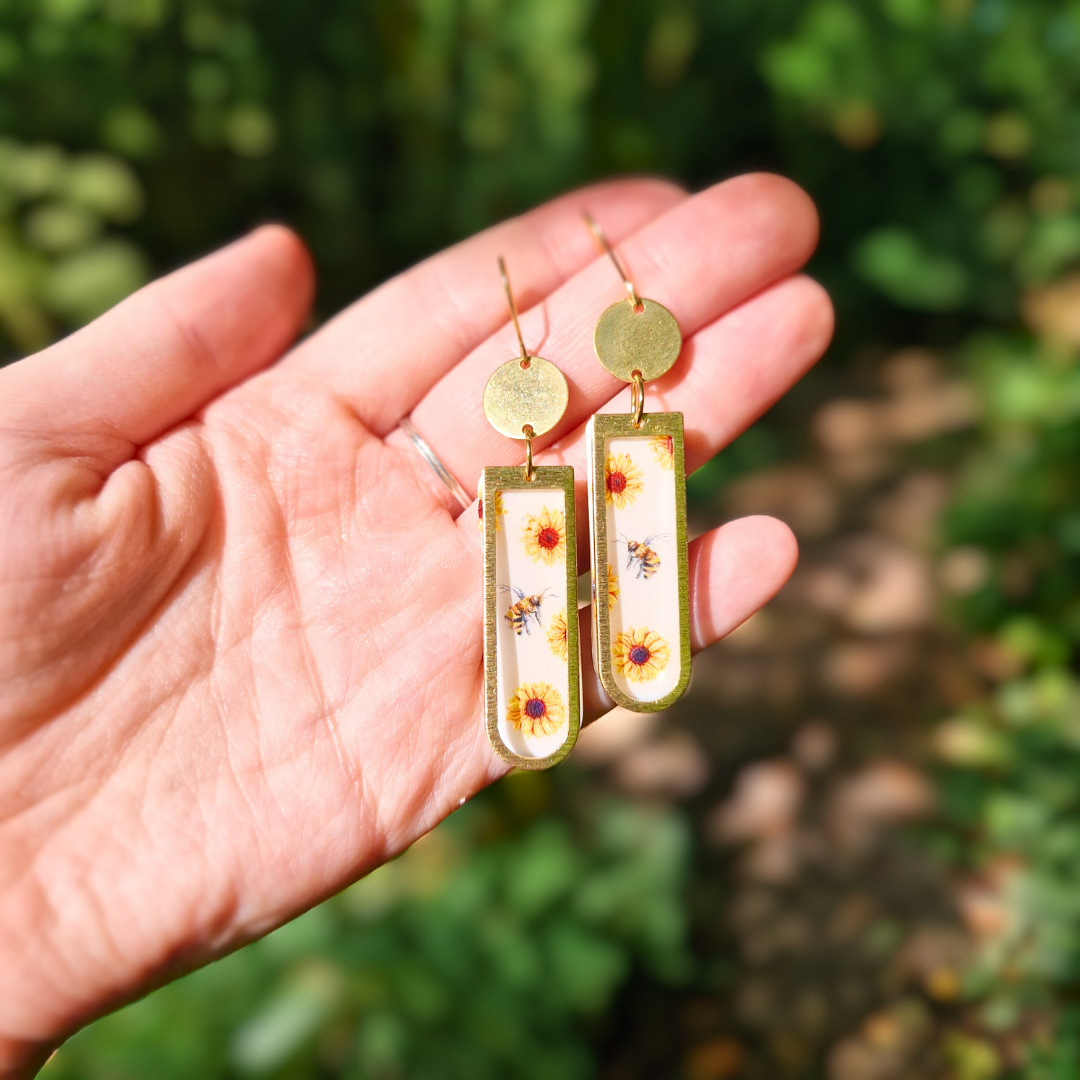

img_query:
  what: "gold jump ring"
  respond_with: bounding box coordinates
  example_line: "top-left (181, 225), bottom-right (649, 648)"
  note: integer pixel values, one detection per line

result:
top-left (522, 424), bottom-right (535, 481)
top-left (630, 371), bottom-right (645, 428)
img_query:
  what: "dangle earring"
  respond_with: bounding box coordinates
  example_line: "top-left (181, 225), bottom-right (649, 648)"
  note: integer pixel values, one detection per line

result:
top-left (480, 258), bottom-right (580, 769)
top-left (584, 214), bottom-right (691, 712)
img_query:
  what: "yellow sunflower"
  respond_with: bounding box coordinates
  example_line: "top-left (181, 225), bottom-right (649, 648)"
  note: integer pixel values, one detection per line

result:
top-left (506, 682), bottom-right (567, 739)
top-left (650, 434), bottom-right (675, 470)
top-left (546, 608), bottom-right (569, 660)
top-left (522, 506), bottom-right (566, 565)
top-left (612, 627), bottom-right (670, 683)
top-left (477, 484), bottom-right (504, 531)
top-left (606, 564), bottom-right (619, 610)
top-left (605, 452), bottom-right (644, 509)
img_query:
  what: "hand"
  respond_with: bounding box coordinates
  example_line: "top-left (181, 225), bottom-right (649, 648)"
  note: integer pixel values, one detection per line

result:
top-left (0, 175), bottom-right (831, 1076)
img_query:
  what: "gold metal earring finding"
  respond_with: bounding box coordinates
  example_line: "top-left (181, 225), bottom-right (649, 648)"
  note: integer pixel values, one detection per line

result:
top-left (499, 255), bottom-right (530, 367)
top-left (483, 258), bottom-right (569, 481)
top-left (585, 211), bottom-right (641, 309)
top-left (630, 370), bottom-right (645, 429)
top-left (584, 213), bottom-right (682, 403)
top-left (522, 423), bottom-right (535, 482)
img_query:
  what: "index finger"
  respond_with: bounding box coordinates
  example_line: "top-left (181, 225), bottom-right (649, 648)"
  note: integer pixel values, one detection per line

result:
top-left (281, 179), bottom-right (686, 434)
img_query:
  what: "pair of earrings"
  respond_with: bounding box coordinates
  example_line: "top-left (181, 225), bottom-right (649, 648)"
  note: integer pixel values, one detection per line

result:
top-left (479, 216), bottom-right (690, 770)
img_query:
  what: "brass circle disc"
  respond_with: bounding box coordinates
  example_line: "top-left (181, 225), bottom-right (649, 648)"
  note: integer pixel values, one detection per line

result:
top-left (593, 297), bottom-right (683, 382)
top-left (483, 355), bottom-right (569, 439)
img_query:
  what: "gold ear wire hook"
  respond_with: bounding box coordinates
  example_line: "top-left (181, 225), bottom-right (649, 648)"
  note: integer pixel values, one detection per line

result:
top-left (498, 256), bottom-right (530, 368)
top-left (584, 212), bottom-right (642, 310)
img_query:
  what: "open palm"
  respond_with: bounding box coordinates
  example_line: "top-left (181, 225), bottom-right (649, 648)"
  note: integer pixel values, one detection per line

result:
top-left (0, 176), bottom-right (831, 1075)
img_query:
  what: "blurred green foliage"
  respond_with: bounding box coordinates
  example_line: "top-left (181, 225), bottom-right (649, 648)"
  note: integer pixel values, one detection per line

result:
top-left (761, 3), bottom-right (1080, 1073)
top-left (931, 326), bottom-right (1080, 1076)
top-left (0, 141), bottom-right (146, 349)
top-left (6, 0), bottom-right (1080, 1074)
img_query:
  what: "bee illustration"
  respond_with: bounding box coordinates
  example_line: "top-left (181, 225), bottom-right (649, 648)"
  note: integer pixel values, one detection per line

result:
top-left (500, 586), bottom-right (554, 635)
top-left (620, 534), bottom-right (668, 579)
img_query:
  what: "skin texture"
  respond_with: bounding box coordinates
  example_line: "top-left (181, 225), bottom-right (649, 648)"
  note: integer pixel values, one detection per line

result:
top-left (0, 175), bottom-right (833, 1077)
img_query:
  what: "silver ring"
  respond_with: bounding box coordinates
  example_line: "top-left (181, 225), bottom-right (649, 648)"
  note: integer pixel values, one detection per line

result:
top-left (398, 417), bottom-right (472, 513)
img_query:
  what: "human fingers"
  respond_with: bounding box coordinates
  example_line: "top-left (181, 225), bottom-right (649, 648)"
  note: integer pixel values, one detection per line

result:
top-left (423, 270), bottom-right (829, 527)
top-left (455, 514), bottom-right (798, 784)
top-left (0, 225), bottom-right (313, 472)
top-left (576, 515), bottom-right (799, 722)
top-left (281, 178), bottom-right (686, 433)
top-left (390, 173), bottom-right (818, 488)
top-left (551, 272), bottom-right (835, 533)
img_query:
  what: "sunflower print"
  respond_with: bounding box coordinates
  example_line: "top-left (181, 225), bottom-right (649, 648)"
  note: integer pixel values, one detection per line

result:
top-left (477, 484), bottom-right (504, 531)
top-left (522, 506), bottom-right (566, 565)
top-left (506, 682), bottom-right (567, 739)
top-left (605, 452), bottom-right (644, 509)
top-left (612, 626), bottom-right (670, 683)
top-left (650, 434), bottom-right (675, 470)
top-left (546, 608), bottom-right (569, 660)
top-left (606, 564), bottom-right (620, 610)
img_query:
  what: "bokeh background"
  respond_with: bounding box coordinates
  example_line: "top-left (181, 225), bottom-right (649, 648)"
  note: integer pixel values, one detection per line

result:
top-left (7, 0), bottom-right (1080, 1076)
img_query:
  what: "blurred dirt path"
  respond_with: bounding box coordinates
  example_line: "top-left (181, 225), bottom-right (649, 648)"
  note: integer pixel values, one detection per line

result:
top-left (576, 351), bottom-right (998, 1080)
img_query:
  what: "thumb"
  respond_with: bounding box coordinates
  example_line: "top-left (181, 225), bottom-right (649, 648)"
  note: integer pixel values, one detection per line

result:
top-left (1, 225), bottom-right (314, 472)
